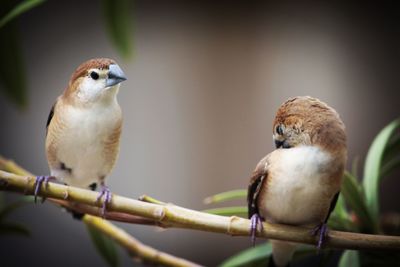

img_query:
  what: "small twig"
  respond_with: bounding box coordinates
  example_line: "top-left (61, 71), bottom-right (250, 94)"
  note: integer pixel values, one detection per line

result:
top-left (83, 215), bottom-right (202, 267)
top-left (139, 194), bottom-right (167, 205)
top-left (0, 156), bottom-right (33, 176)
top-left (49, 198), bottom-right (160, 226)
top-left (1, 169), bottom-right (400, 251)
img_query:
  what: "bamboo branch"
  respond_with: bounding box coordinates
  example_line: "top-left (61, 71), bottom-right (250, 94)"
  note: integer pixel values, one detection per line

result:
top-left (0, 157), bottom-right (201, 267)
top-left (0, 169), bottom-right (399, 251)
top-left (83, 215), bottom-right (202, 267)
top-left (49, 198), bottom-right (159, 226)
top-left (0, 156), bottom-right (34, 176)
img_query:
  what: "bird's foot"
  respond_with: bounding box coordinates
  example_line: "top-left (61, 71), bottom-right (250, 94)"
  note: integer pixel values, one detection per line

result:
top-left (250, 214), bottom-right (264, 246)
top-left (33, 176), bottom-right (56, 203)
top-left (96, 185), bottom-right (112, 217)
top-left (311, 222), bottom-right (328, 250)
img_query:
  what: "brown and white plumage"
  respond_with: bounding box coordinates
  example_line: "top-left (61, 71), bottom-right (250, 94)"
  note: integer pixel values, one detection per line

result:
top-left (45, 58), bottom-right (126, 194)
top-left (248, 96), bottom-right (347, 267)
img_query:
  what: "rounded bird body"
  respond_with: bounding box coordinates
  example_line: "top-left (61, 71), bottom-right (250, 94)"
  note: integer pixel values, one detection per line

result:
top-left (44, 58), bottom-right (126, 197)
top-left (258, 146), bottom-right (338, 226)
top-left (46, 97), bottom-right (122, 187)
top-left (248, 96), bottom-right (347, 267)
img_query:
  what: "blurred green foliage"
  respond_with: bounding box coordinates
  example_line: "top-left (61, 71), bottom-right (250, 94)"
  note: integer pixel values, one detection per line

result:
top-left (0, 0), bottom-right (133, 108)
top-left (0, 0), bottom-right (45, 28)
top-left (87, 223), bottom-right (120, 267)
top-left (204, 118), bottom-right (400, 267)
top-left (0, 0), bottom-right (41, 108)
top-left (102, 0), bottom-right (133, 59)
top-left (219, 242), bottom-right (274, 267)
top-left (0, 193), bottom-right (32, 237)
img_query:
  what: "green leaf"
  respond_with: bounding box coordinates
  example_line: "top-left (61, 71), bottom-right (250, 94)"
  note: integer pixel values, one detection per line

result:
top-left (380, 155), bottom-right (400, 179)
top-left (382, 134), bottom-right (400, 163)
top-left (102, 0), bottom-right (133, 59)
top-left (87, 223), bottom-right (119, 267)
top-left (219, 243), bottom-right (316, 267)
top-left (219, 242), bottom-right (273, 267)
top-left (0, 221), bottom-right (30, 237)
top-left (328, 215), bottom-right (355, 232)
top-left (328, 195), bottom-right (356, 232)
top-left (203, 206), bottom-right (248, 217)
top-left (338, 250), bottom-right (359, 267)
top-left (333, 194), bottom-right (347, 219)
top-left (23, 195), bottom-right (35, 203)
top-left (204, 190), bottom-right (247, 204)
top-left (341, 172), bottom-right (376, 233)
top-left (0, 0), bottom-right (46, 28)
top-left (363, 119), bottom-right (400, 222)
top-left (329, 213), bottom-right (356, 232)
top-left (0, 21), bottom-right (27, 107)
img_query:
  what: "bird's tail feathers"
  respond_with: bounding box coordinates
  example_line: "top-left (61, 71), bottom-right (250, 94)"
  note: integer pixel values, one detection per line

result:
top-left (271, 240), bottom-right (297, 267)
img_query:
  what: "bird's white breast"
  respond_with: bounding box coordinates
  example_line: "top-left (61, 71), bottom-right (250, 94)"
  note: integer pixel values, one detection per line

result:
top-left (261, 146), bottom-right (335, 225)
top-left (52, 101), bottom-right (121, 187)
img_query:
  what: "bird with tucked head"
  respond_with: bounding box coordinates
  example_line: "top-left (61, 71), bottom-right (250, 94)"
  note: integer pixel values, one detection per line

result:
top-left (34, 58), bottom-right (127, 216)
top-left (247, 96), bottom-right (347, 267)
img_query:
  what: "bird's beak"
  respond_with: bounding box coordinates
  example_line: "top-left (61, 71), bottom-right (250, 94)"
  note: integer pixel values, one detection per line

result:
top-left (106, 64), bottom-right (127, 87)
top-left (274, 139), bottom-right (291, 149)
top-left (275, 139), bottom-right (284, 148)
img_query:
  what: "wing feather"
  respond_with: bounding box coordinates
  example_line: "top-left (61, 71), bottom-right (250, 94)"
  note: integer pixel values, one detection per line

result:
top-left (324, 191), bottom-right (340, 223)
top-left (247, 155), bottom-right (269, 219)
top-left (101, 117), bottom-right (122, 179)
top-left (46, 102), bottom-right (56, 136)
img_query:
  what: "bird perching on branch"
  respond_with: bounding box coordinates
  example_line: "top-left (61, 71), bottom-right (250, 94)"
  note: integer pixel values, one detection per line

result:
top-left (36, 58), bottom-right (127, 216)
top-left (247, 96), bottom-right (347, 267)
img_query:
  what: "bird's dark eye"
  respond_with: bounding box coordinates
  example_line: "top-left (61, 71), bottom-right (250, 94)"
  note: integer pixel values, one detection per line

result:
top-left (90, 71), bottom-right (99, 80)
top-left (276, 125), bottom-right (284, 135)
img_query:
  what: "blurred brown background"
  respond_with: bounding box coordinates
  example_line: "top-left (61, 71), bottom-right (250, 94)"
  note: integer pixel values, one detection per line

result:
top-left (0, 1), bottom-right (399, 266)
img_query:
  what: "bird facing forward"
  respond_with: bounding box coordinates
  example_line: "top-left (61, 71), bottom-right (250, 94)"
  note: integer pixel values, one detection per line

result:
top-left (35, 58), bottom-right (126, 215)
top-left (247, 96), bottom-right (347, 267)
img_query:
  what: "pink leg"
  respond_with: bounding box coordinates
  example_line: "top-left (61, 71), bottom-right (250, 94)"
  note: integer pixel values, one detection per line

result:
top-left (250, 214), bottom-right (264, 246)
top-left (33, 176), bottom-right (56, 203)
top-left (96, 183), bottom-right (112, 217)
top-left (311, 222), bottom-right (328, 250)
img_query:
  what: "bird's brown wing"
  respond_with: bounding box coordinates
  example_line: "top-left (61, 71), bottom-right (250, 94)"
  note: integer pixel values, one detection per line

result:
top-left (324, 191), bottom-right (340, 223)
top-left (101, 116), bottom-right (122, 180)
top-left (45, 97), bottom-right (67, 168)
top-left (46, 102), bottom-right (56, 136)
top-left (247, 156), bottom-right (269, 219)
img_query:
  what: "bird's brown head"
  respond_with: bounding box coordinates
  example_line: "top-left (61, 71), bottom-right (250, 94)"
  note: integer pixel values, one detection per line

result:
top-left (272, 96), bottom-right (347, 154)
top-left (64, 58), bottom-right (127, 105)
